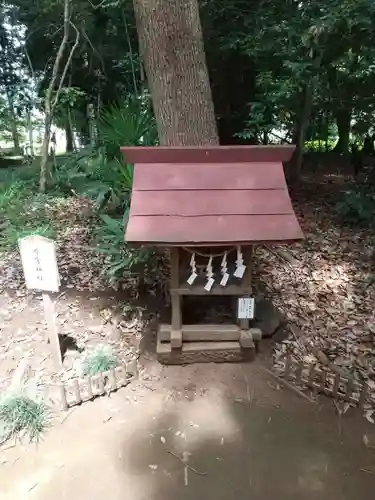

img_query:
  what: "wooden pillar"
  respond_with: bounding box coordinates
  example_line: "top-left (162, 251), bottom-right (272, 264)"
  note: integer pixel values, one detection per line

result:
top-left (170, 248), bottom-right (182, 348)
top-left (239, 246), bottom-right (254, 349)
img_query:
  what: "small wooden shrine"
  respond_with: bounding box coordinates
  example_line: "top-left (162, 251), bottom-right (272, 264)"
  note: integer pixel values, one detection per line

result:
top-left (121, 146), bottom-right (303, 364)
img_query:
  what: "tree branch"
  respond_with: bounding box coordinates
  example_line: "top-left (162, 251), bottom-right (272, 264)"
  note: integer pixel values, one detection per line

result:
top-left (51, 20), bottom-right (80, 111)
top-left (45, 0), bottom-right (71, 114)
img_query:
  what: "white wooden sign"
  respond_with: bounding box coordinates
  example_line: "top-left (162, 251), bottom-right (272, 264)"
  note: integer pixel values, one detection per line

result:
top-left (19, 235), bottom-right (62, 371)
top-left (19, 235), bottom-right (60, 292)
top-left (238, 297), bottom-right (255, 319)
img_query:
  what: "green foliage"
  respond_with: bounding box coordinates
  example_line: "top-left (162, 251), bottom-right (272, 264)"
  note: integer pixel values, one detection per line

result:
top-left (0, 172), bottom-right (55, 250)
top-left (336, 190), bottom-right (375, 226)
top-left (0, 393), bottom-right (50, 443)
top-left (81, 344), bottom-right (119, 376)
top-left (98, 97), bottom-right (157, 159)
top-left (304, 139), bottom-right (337, 152)
top-left (49, 99), bottom-right (155, 211)
top-left (95, 210), bottom-right (152, 281)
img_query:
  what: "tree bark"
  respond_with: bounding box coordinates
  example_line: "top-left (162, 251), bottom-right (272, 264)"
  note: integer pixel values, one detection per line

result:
top-left (26, 109), bottom-right (34, 156)
top-left (290, 83), bottom-right (313, 183)
top-left (65, 120), bottom-right (74, 152)
top-left (39, 113), bottom-right (52, 193)
top-left (6, 91), bottom-right (20, 154)
top-left (290, 48), bottom-right (324, 183)
top-left (39, 0), bottom-right (80, 192)
top-left (133, 0), bottom-right (218, 145)
top-left (333, 109), bottom-right (351, 154)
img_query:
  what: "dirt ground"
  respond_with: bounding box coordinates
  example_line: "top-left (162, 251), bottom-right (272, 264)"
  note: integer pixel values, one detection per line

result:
top-left (1, 361), bottom-right (375, 500)
top-left (1, 324), bottom-right (375, 500)
top-left (1, 169), bottom-right (375, 499)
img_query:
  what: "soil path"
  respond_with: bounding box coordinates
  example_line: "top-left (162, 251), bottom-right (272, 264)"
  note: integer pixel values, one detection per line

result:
top-left (1, 362), bottom-right (374, 500)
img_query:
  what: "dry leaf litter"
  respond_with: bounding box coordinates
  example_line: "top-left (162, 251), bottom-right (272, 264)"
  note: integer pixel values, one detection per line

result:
top-left (254, 179), bottom-right (375, 417)
top-left (0, 197), bottom-right (164, 406)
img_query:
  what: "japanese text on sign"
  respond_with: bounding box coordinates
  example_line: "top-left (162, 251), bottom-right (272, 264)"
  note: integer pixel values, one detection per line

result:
top-left (19, 235), bottom-right (60, 292)
top-left (238, 297), bottom-right (255, 319)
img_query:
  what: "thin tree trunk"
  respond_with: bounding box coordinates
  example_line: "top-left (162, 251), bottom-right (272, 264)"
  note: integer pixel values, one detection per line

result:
top-left (65, 120), bottom-right (74, 152)
top-left (39, 0), bottom-right (80, 192)
top-left (6, 91), bottom-right (20, 154)
top-left (26, 110), bottom-right (34, 156)
top-left (333, 109), bottom-right (351, 154)
top-left (291, 83), bottom-right (313, 182)
top-left (39, 113), bottom-right (52, 193)
top-left (290, 49), bottom-right (324, 183)
top-left (133, 0), bottom-right (218, 145)
top-left (87, 103), bottom-right (96, 148)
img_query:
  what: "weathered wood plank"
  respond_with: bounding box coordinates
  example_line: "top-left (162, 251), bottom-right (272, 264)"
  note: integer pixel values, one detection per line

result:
top-left (131, 190), bottom-right (293, 216)
top-left (159, 324), bottom-right (262, 342)
top-left (157, 340), bottom-right (247, 364)
top-left (115, 366), bottom-right (127, 387)
top-left (107, 369), bottom-right (117, 391)
top-left (126, 214), bottom-right (303, 245)
top-left (133, 163), bottom-right (286, 190)
top-left (71, 379), bottom-right (81, 405)
top-left (160, 323), bottom-right (238, 342)
top-left (121, 145), bottom-right (295, 164)
top-left (239, 330), bottom-right (255, 349)
top-left (158, 340), bottom-right (242, 354)
top-left (42, 293), bottom-right (63, 372)
top-left (171, 328), bottom-right (182, 348)
top-left (171, 285), bottom-right (253, 296)
top-left (239, 247), bottom-right (253, 331)
top-left (170, 248), bottom-right (182, 350)
top-left (57, 384), bottom-right (68, 411)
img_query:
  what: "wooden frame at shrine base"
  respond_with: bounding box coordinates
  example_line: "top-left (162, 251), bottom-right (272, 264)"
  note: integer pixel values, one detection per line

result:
top-left (157, 246), bottom-right (260, 364)
top-left (121, 145), bottom-right (303, 364)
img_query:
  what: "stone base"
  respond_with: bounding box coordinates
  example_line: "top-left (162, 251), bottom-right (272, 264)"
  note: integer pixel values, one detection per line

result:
top-left (156, 336), bottom-right (255, 365)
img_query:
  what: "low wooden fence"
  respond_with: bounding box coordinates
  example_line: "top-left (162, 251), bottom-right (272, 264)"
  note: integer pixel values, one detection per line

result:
top-left (57, 363), bottom-right (136, 410)
top-left (274, 354), bottom-right (373, 409)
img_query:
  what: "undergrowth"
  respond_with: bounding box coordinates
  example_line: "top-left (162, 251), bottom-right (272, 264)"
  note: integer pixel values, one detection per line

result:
top-left (0, 98), bottom-right (157, 285)
top-left (0, 393), bottom-right (50, 443)
top-left (336, 189), bottom-right (375, 227)
top-left (81, 344), bottom-right (119, 376)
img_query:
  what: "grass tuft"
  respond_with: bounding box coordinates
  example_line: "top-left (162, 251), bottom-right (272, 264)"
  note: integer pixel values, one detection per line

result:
top-left (0, 393), bottom-right (50, 444)
top-left (81, 344), bottom-right (119, 376)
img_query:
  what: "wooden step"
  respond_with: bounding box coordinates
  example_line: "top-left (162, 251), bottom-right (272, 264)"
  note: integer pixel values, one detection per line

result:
top-left (157, 338), bottom-right (255, 364)
top-left (159, 323), bottom-right (262, 342)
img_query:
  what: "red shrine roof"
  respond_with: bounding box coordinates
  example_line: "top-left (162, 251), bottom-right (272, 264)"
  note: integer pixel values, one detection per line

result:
top-left (120, 146), bottom-right (303, 246)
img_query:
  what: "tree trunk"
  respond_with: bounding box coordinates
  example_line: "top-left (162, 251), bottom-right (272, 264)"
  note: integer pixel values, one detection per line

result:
top-left (133, 0), bottom-right (218, 145)
top-left (333, 109), bottom-right (351, 154)
top-left (290, 83), bottom-right (313, 183)
top-left (38, 0), bottom-right (80, 191)
top-left (26, 109), bottom-right (34, 156)
top-left (39, 113), bottom-right (52, 193)
top-left (6, 91), bottom-right (20, 154)
top-left (87, 103), bottom-right (97, 148)
top-left (290, 47), bottom-right (324, 183)
top-left (65, 120), bottom-right (74, 152)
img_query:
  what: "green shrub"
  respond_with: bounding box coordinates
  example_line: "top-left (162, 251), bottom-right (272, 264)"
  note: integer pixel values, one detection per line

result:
top-left (0, 178), bottom-right (56, 250)
top-left (0, 393), bottom-right (50, 443)
top-left (81, 344), bottom-right (119, 376)
top-left (95, 210), bottom-right (152, 282)
top-left (336, 190), bottom-right (375, 226)
top-left (304, 139), bottom-right (337, 152)
top-left (98, 97), bottom-right (157, 160)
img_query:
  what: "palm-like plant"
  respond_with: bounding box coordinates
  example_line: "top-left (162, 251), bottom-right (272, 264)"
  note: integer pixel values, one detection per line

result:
top-left (99, 97), bottom-right (157, 160)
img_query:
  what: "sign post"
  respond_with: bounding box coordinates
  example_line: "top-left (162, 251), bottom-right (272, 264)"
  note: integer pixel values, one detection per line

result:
top-left (238, 297), bottom-right (255, 320)
top-left (19, 235), bottom-right (63, 371)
